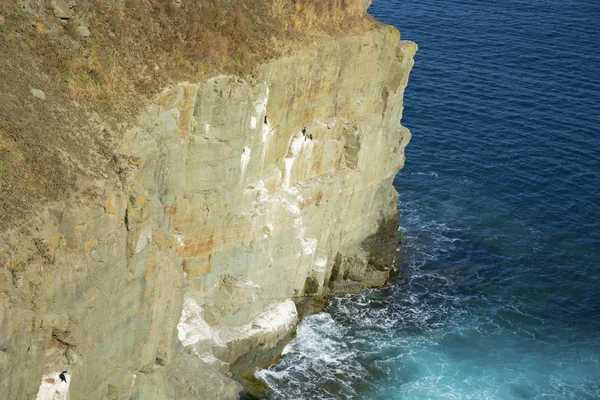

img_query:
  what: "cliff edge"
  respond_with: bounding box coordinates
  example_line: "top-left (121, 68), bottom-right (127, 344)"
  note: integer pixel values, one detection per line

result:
top-left (0, 2), bottom-right (416, 399)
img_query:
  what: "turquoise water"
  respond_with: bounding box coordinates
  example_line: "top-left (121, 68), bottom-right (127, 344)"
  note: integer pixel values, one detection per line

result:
top-left (257, 0), bottom-right (600, 398)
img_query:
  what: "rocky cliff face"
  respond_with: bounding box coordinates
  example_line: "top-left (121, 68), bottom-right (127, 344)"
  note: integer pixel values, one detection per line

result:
top-left (0, 26), bottom-right (416, 399)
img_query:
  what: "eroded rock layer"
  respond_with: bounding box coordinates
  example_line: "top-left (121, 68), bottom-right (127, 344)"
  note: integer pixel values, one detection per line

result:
top-left (0, 26), bottom-right (416, 399)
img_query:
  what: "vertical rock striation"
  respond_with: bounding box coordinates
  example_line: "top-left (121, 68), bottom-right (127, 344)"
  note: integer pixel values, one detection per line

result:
top-left (0, 26), bottom-right (416, 399)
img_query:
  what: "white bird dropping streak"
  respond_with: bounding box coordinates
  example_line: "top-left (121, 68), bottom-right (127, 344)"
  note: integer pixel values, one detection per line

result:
top-left (177, 296), bottom-right (224, 347)
top-left (314, 257), bottom-right (328, 273)
top-left (283, 134), bottom-right (305, 189)
top-left (289, 135), bottom-right (304, 157)
top-left (255, 85), bottom-right (269, 116)
top-left (251, 84), bottom-right (270, 130)
top-left (36, 372), bottom-right (70, 400)
top-left (240, 147), bottom-right (251, 183)
top-left (255, 84), bottom-right (273, 169)
top-left (260, 121), bottom-right (273, 167)
top-left (284, 157), bottom-right (295, 189)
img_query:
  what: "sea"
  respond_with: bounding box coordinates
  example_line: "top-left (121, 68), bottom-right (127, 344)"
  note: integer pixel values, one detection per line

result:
top-left (256, 0), bottom-right (600, 398)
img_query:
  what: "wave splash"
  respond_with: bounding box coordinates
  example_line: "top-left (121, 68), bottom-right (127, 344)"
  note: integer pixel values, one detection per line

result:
top-left (256, 168), bottom-right (600, 399)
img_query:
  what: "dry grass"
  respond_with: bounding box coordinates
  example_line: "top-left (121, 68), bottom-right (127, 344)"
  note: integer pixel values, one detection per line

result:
top-left (0, 0), bottom-right (377, 230)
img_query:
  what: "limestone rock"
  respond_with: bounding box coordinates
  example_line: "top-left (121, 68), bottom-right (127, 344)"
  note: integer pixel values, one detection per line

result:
top-left (30, 88), bottom-right (45, 100)
top-left (0, 25), bottom-right (416, 400)
top-left (51, 0), bottom-right (73, 20)
top-left (166, 346), bottom-right (242, 400)
top-left (76, 25), bottom-right (90, 38)
top-left (19, 0), bottom-right (44, 15)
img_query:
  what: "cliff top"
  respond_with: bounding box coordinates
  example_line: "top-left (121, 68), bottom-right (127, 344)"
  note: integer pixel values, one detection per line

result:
top-left (0, 0), bottom-right (378, 230)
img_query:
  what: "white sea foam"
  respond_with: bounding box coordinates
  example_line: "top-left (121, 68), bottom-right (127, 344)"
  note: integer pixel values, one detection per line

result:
top-left (413, 171), bottom-right (439, 178)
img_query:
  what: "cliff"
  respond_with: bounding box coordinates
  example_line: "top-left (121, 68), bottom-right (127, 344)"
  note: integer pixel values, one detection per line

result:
top-left (0, 6), bottom-right (416, 400)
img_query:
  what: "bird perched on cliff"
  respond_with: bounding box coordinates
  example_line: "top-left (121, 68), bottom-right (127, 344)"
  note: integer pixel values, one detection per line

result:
top-left (59, 371), bottom-right (67, 383)
top-left (264, 115), bottom-right (268, 125)
top-left (302, 127), bottom-right (306, 136)
top-left (309, 134), bottom-right (313, 140)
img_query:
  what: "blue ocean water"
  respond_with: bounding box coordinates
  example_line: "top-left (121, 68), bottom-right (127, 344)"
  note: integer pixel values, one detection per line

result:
top-left (257, 0), bottom-right (600, 398)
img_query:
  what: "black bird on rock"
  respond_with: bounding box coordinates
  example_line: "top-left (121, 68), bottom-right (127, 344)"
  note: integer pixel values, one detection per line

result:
top-left (59, 371), bottom-right (67, 383)
top-left (302, 127), bottom-right (306, 136)
top-left (264, 115), bottom-right (268, 125)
